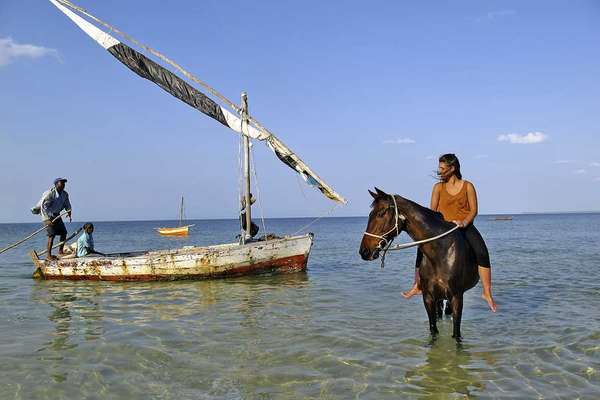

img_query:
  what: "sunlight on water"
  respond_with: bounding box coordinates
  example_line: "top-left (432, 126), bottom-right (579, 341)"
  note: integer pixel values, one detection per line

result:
top-left (0, 215), bottom-right (599, 398)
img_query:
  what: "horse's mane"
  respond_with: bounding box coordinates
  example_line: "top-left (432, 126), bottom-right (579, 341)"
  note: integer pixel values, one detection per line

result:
top-left (373, 194), bottom-right (452, 228)
top-left (404, 196), bottom-right (456, 228)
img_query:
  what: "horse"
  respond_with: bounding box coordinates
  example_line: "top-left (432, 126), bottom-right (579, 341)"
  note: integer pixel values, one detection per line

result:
top-left (359, 187), bottom-right (479, 341)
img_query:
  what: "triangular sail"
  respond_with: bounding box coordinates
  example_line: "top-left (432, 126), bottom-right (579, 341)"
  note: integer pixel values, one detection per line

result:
top-left (49, 0), bottom-right (346, 204)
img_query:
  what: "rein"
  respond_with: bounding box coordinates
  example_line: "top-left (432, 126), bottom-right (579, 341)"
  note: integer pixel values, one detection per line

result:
top-left (387, 224), bottom-right (460, 251)
top-left (363, 195), bottom-right (459, 268)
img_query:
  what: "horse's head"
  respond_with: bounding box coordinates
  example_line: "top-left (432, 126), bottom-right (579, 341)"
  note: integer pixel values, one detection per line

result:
top-left (359, 187), bottom-right (406, 260)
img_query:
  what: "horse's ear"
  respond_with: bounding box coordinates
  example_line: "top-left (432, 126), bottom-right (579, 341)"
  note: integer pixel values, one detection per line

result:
top-left (368, 189), bottom-right (378, 199)
top-left (374, 187), bottom-right (388, 197)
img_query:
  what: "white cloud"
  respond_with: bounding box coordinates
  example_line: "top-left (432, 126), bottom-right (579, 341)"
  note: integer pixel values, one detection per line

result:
top-left (574, 169), bottom-right (587, 175)
top-left (383, 137), bottom-right (416, 145)
top-left (497, 132), bottom-right (547, 144)
top-left (554, 159), bottom-right (575, 164)
top-left (590, 162), bottom-right (600, 167)
top-left (0, 37), bottom-right (59, 67)
top-left (475, 9), bottom-right (516, 22)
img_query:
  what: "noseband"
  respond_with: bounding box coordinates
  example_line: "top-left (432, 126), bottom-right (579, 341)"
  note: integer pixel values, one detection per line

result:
top-left (364, 195), bottom-right (405, 264)
top-left (363, 194), bottom-right (461, 268)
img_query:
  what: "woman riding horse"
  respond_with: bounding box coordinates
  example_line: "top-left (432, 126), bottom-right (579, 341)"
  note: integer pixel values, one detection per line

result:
top-left (401, 154), bottom-right (497, 312)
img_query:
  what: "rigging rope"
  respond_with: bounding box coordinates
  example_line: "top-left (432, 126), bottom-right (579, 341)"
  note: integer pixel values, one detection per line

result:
top-left (237, 133), bottom-right (244, 236)
top-left (291, 204), bottom-right (339, 236)
top-left (250, 144), bottom-right (268, 237)
top-left (55, 0), bottom-right (346, 205)
top-left (56, 0), bottom-right (241, 114)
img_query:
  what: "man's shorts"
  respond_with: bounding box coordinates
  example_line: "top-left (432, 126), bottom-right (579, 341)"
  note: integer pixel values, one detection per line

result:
top-left (46, 217), bottom-right (67, 237)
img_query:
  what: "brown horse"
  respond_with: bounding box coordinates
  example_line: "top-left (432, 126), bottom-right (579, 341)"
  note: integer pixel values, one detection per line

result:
top-left (359, 187), bottom-right (479, 341)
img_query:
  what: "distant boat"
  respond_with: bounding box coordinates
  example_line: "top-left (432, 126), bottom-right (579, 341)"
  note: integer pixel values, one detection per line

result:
top-left (493, 216), bottom-right (513, 221)
top-left (156, 196), bottom-right (194, 236)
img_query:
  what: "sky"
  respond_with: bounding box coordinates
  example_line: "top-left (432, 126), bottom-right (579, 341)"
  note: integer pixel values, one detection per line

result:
top-left (1, 0), bottom-right (599, 223)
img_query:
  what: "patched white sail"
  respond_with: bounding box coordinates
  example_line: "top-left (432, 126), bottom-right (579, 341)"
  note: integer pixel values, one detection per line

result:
top-left (50, 0), bottom-right (346, 204)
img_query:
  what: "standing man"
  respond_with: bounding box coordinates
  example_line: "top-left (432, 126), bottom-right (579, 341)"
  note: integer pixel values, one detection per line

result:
top-left (240, 193), bottom-right (259, 242)
top-left (39, 178), bottom-right (72, 260)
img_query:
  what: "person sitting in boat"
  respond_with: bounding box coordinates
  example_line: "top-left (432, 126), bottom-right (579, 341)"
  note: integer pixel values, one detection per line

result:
top-left (34, 178), bottom-right (72, 260)
top-left (240, 193), bottom-right (259, 241)
top-left (75, 223), bottom-right (105, 257)
top-left (401, 154), bottom-right (497, 312)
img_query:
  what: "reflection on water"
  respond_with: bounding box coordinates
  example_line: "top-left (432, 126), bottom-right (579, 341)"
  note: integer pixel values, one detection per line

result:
top-left (406, 335), bottom-right (486, 398)
top-left (29, 272), bottom-right (311, 350)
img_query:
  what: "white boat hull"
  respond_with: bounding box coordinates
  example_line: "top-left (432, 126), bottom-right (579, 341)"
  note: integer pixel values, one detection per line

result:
top-left (31, 234), bottom-right (313, 281)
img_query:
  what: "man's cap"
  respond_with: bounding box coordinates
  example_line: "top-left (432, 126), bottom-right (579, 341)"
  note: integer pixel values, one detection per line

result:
top-left (53, 177), bottom-right (68, 185)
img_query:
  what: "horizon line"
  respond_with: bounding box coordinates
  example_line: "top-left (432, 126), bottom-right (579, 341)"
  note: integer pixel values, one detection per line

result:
top-left (1, 211), bottom-right (599, 225)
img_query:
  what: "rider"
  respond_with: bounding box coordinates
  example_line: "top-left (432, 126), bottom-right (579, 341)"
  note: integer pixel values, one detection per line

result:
top-left (401, 154), bottom-right (497, 312)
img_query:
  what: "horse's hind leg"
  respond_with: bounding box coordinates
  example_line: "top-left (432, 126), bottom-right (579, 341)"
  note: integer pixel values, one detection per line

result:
top-left (423, 293), bottom-right (439, 337)
top-left (450, 294), bottom-right (464, 341)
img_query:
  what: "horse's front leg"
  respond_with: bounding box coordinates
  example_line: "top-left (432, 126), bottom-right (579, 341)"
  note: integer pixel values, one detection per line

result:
top-left (422, 292), bottom-right (439, 337)
top-left (450, 294), bottom-right (464, 341)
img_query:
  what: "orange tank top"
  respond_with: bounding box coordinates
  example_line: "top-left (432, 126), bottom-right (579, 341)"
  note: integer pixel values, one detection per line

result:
top-left (437, 181), bottom-right (471, 222)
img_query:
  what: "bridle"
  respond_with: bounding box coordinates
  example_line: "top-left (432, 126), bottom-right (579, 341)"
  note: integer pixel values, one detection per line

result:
top-left (363, 195), bottom-right (405, 267)
top-left (362, 194), bottom-right (460, 268)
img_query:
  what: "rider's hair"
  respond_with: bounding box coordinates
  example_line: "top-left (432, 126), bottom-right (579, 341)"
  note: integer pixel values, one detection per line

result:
top-left (438, 153), bottom-right (462, 179)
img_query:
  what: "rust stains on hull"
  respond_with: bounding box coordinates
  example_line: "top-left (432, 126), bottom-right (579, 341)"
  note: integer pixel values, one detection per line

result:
top-left (40, 254), bottom-right (307, 281)
top-left (31, 234), bottom-right (313, 282)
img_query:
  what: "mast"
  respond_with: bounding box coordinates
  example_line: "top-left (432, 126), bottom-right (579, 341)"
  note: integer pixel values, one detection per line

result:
top-left (241, 92), bottom-right (252, 244)
top-left (179, 196), bottom-right (184, 226)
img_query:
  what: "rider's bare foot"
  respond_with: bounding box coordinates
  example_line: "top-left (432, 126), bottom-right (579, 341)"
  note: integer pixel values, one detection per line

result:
top-left (482, 291), bottom-right (497, 312)
top-left (46, 255), bottom-right (58, 261)
top-left (401, 284), bottom-right (422, 299)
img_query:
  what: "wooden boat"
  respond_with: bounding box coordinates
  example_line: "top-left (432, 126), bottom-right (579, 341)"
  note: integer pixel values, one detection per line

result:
top-left (30, 234), bottom-right (312, 281)
top-left (156, 225), bottom-right (194, 236)
top-left (38, 1), bottom-right (346, 281)
top-left (156, 196), bottom-right (194, 236)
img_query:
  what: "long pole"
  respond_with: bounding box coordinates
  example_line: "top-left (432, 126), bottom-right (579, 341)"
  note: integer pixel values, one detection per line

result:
top-left (0, 210), bottom-right (71, 255)
top-left (37, 226), bottom-right (83, 257)
top-left (241, 92), bottom-right (252, 244)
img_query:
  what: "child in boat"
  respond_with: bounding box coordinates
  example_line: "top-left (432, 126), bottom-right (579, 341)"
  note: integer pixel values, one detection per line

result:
top-left (76, 223), bottom-right (105, 257)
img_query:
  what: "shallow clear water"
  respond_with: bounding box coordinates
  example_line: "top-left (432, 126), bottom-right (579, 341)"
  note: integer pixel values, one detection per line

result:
top-left (0, 215), bottom-right (599, 399)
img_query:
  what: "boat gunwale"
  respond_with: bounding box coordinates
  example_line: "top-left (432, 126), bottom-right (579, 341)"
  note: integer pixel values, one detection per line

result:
top-left (31, 233), bottom-right (314, 266)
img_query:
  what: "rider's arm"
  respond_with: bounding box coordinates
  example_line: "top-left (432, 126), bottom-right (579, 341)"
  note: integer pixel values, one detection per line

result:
top-left (430, 183), bottom-right (441, 211)
top-left (463, 182), bottom-right (478, 226)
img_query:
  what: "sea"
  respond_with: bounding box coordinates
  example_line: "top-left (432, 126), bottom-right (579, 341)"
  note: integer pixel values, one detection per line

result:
top-left (0, 214), bottom-right (598, 399)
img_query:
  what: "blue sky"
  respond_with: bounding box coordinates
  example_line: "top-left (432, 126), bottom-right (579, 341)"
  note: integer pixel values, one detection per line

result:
top-left (1, 0), bottom-right (599, 223)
